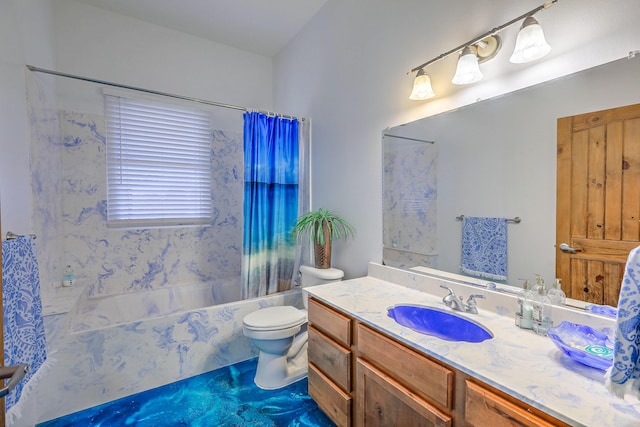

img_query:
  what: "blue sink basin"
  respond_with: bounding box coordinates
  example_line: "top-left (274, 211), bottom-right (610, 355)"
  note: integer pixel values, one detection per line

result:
top-left (387, 304), bottom-right (493, 343)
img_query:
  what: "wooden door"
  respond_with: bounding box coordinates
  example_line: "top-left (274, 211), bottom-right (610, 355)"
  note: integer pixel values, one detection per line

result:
top-left (556, 103), bottom-right (640, 305)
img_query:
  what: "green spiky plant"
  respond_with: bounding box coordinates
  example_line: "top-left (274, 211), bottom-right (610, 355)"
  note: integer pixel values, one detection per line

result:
top-left (292, 208), bottom-right (355, 269)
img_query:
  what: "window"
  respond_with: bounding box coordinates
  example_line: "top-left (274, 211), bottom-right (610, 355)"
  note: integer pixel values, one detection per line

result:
top-left (105, 94), bottom-right (213, 228)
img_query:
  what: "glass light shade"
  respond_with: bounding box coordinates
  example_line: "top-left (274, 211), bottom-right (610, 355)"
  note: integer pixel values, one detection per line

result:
top-left (510, 16), bottom-right (551, 63)
top-left (451, 47), bottom-right (483, 85)
top-left (409, 70), bottom-right (435, 100)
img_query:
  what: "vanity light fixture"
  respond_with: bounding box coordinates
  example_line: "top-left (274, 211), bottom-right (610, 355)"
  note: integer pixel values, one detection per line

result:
top-left (408, 0), bottom-right (558, 99)
top-left (451, 46), bottom-right (483, 85)
top-left (509, 16), bottom-right (552, 63)
top-left (409, 69), bottom-right (436, 100)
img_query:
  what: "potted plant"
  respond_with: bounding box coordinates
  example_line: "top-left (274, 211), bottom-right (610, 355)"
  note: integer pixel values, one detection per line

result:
top-left (292, 208), bottom-right (355, 269)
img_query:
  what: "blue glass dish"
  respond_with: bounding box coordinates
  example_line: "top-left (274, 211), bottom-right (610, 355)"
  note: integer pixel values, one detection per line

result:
top-left (547, 321), bottom-right (614, 371)
top-left (387, 304), bottom-right (493, 343)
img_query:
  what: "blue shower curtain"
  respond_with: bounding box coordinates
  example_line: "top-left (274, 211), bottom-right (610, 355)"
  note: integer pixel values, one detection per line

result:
top-left (242, 112), bottom-right (299, 299)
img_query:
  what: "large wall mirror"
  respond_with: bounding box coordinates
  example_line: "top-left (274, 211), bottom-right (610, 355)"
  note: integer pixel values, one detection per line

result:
top-left (383, 56), bottom-right (640, 306)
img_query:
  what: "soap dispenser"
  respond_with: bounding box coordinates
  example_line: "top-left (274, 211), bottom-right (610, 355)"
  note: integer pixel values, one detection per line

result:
top-left (532, 286), bottom-right (553, 336)
top-left (548, 278), bottom-right (566, 305)
top-left (515, 280), bottom-right (534, 329)
top-left (534, 274), bottom-right (545, 293)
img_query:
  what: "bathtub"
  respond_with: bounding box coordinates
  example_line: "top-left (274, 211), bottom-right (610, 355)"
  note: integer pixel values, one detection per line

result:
top-left (69, 278), bottom-right (241, 333)
top-left (36, 284), bottom-right (303, 424)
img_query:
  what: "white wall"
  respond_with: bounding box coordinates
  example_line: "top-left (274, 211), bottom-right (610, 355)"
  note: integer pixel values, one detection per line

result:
top-left (0, 0), bottom-right (56, 235)
top-left (0, 0), bottom-right (275, 239)
top-left (273, 0), bottom-right (640, 279)
top-left (52, 0), bottom-right (274, 110)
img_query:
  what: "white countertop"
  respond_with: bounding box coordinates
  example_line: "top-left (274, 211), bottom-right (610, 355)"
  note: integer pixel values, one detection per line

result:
top-left (305, 263), bottom-right (640, 427)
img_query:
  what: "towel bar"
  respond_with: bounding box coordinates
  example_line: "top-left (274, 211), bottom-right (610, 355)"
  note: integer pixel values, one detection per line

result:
top-left (456, 215), bottom-right (521, 224)
top-left (0, 364), bottom-right (28, 398)
top-left (5, 231), bottom-right (37, 240)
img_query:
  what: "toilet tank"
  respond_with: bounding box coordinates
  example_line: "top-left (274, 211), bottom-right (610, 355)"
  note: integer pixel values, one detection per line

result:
top-left (299, 265), bottom-right (344, 309)
top-left (299, 265), bottom-right (344, 287)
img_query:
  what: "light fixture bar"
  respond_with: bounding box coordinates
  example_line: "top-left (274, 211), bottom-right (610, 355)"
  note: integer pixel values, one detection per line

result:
top-left (407, 0), bottom-right (557, 75)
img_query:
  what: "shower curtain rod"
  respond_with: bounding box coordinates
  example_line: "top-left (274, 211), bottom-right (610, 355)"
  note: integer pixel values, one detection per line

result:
top-left (26, 65), bottom-right (305, 121)
top-left (382, 133), bottom-right (435, 144)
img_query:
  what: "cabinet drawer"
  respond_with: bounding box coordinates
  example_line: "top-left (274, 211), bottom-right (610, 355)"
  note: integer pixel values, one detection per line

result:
top-left (308, 326), bottom-right (351, 392)
top-left (308, 298), bottom-right (352, 346)
top-left (309, 363), bottom-right (352, 427)
top-left (357, 323), bottom-right (453, 409)
top-left (356, 358), bottom-right (451, 427)
top-left (465, 380), bottom-right (562, 427)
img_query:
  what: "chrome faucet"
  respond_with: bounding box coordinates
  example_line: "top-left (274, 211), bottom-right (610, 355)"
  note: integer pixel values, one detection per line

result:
top-left (440, 285), bottom-right (485, 314)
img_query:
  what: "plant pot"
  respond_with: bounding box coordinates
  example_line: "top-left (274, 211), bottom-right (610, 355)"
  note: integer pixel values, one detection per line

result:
top-left (314, 241), bottom-right (331, 269)
top-left (313, 221), bottom-right (332, 269)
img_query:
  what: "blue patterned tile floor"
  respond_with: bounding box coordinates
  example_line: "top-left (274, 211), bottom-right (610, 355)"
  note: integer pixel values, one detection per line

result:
top-left (37, 359), bottom-right (335, 426)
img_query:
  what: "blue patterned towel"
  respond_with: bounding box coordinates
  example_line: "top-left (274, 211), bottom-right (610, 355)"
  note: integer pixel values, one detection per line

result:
top-left (2, 236), bottom-right (48, 417)
top-left (606, 245), bottom-right (640, 399)
top-left (460, 217), bottom-right (508, 281)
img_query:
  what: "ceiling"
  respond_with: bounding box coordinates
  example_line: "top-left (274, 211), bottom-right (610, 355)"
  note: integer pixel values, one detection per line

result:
top-left (74, 0), bottom-right (328, 57)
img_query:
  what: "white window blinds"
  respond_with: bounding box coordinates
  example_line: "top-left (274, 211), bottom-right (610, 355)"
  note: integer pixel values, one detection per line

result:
top-left (105, 94), bottom-right (213, 228)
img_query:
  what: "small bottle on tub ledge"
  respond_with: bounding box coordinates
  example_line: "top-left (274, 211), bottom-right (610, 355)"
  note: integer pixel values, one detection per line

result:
top-left (62, 265), bottom-right (75, 287)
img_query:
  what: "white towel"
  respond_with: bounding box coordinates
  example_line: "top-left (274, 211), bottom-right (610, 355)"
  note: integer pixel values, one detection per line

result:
top-left (605, 245), bottom-right (640, 399)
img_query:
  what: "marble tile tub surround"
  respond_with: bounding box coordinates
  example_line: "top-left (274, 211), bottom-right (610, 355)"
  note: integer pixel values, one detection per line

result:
top-left (35, 289), bottom-right (303, 424)
top-left (28, 77), bottom-right (244, 314)
top-left (69, 276), bottom-right (241, 333)
top-left (382, 137), bottom-right (438, 269)
top-left (306, 263), bottom-right (640, 426)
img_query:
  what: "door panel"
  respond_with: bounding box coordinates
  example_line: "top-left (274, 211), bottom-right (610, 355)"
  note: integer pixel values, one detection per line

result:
top-left (557, 104), bottom-right (640, 306)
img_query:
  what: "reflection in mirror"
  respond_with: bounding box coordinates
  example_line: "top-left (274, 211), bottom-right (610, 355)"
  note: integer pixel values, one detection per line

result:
top-left (382, 134), bottom-right (437, 268)
top-left (383, 56), bottom-right (640, 306)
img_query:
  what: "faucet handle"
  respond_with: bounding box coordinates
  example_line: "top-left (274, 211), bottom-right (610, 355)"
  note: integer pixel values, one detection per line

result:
top-left (466, 294), bottom-right (485, 307)
top-left (440, 284), bottom-right (455, 296)
top-left (464, 294), bottom-right (485, 314)
top-left (440, 285), bottom-right (456, 303)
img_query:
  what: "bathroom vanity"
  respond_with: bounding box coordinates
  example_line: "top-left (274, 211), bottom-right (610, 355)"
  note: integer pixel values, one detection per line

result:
top-left (306, 263), bottom-right (640, 426)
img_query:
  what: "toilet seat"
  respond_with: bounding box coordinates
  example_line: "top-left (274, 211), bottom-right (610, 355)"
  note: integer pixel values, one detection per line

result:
top-left (243, 306), bottom-right (307, 331)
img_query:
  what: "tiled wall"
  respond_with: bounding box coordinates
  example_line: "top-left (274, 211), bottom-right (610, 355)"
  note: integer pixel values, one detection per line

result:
top-left (27, 73), bottom-right (244, 310)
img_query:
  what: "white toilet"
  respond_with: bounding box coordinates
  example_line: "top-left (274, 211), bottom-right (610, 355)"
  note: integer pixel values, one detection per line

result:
top-left (242, 265), bottom-right (344, 389)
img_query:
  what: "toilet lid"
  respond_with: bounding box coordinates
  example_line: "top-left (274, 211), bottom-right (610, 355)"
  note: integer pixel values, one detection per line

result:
top-left (243, 306), bottom-right (307, 330)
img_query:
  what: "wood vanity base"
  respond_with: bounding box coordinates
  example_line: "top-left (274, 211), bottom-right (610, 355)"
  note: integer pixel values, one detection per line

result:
top-left (307, 297), bottom-right (570, 427)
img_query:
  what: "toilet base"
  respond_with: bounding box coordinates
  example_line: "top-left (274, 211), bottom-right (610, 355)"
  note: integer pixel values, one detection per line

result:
top-left (254, 342), bottom-right (308, 390)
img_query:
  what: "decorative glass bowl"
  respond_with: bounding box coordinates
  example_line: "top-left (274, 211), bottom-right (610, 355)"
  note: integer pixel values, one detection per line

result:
top-left (547, 321), bottom-right (614, 371)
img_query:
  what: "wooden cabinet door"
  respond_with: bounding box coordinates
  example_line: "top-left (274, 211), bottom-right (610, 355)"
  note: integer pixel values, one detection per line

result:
top-left (309, 364), bottom-right (352, 427)
top-left (356, 359), bottom-right (451, 427)
top-left (465, 380), bottom-right (563, 427)
top-left (557, 103), bottom-right (640, 305)
top-left (357, 323), bottom-right (453, 409)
